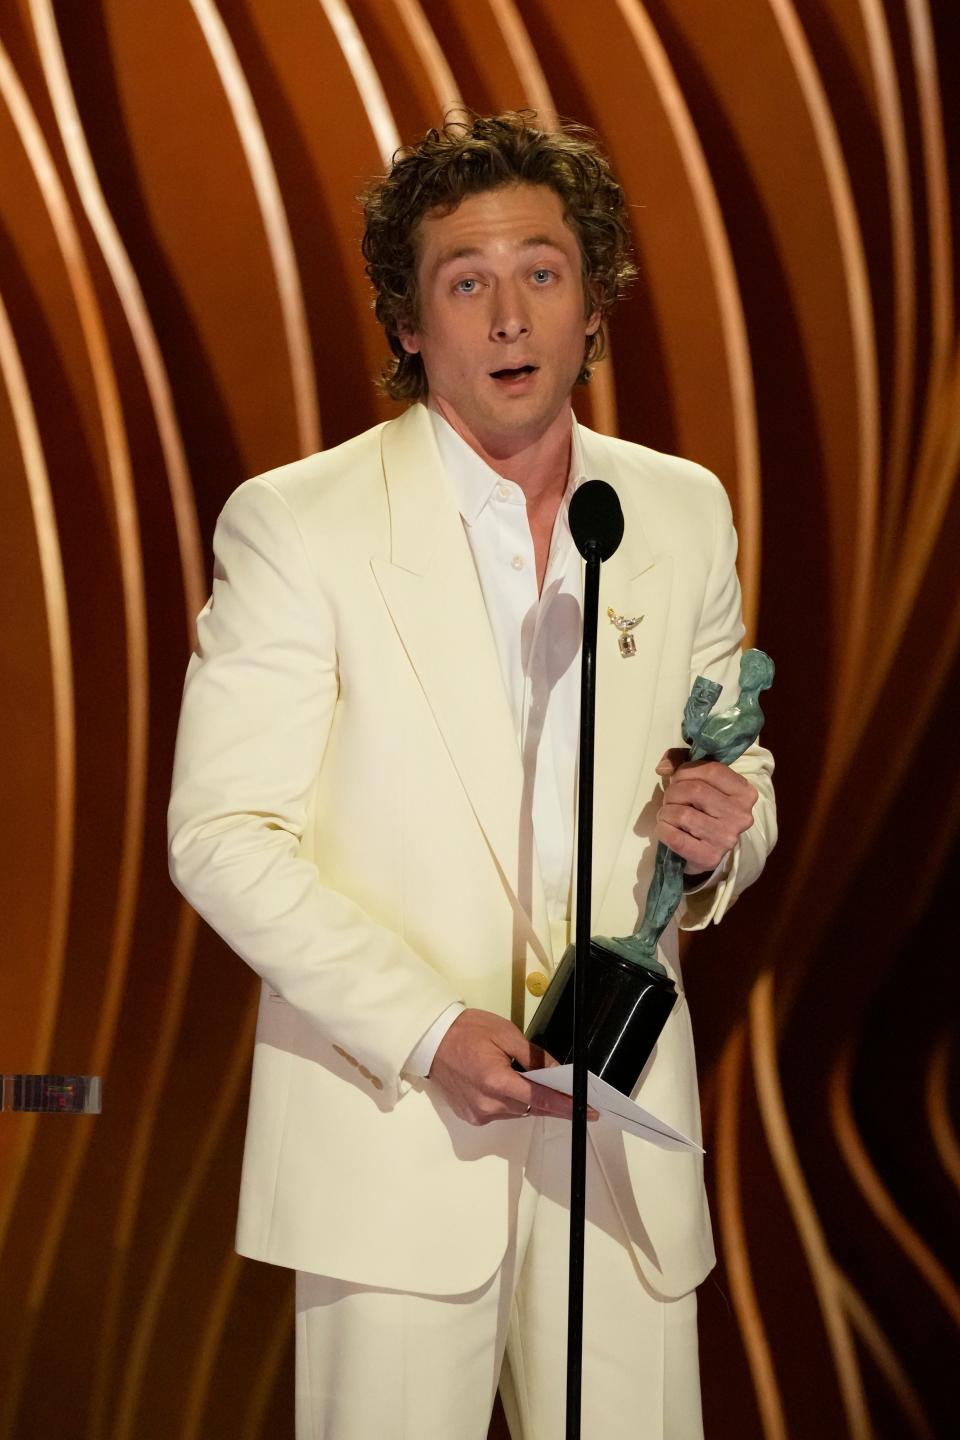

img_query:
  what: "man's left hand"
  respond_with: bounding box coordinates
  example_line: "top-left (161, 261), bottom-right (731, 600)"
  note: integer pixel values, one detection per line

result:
top-left (655, 748), bottom-right (758, 874)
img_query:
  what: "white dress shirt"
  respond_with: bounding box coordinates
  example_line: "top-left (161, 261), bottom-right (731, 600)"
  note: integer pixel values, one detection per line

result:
top-left (405, 406), bottom-right (585, 1075)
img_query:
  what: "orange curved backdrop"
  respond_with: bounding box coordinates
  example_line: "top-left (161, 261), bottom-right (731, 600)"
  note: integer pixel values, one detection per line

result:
top-left (1, 2), bottom-right (958, 1436)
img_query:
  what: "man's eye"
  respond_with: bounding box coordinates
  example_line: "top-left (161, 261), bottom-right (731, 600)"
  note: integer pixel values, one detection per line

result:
top-left (455, 278), bottom-right (477, 294)
top-left (532, 269), bottom-right (553, 284)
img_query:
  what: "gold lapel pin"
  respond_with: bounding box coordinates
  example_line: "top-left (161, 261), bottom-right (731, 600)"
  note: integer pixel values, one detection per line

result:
top-left (607, 607), bottom-right (644, 657)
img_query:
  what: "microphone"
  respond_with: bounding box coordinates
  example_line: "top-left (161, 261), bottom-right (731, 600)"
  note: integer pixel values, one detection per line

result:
top-left (569, 479), bottom-right (624, 562)
top-left (558, 474), bottom-right (625, 1438)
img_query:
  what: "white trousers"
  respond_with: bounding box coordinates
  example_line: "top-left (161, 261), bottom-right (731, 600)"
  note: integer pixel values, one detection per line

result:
top-left (295, 1120), bottom-right (704, 1439)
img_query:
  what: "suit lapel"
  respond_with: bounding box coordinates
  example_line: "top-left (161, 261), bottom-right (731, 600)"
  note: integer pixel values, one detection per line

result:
top-left (578, 432), bottom-right (673, 925)
top-left (371, 409), bottom-right (673, 956)
top-left (371, 405), bottom-right (553, 965)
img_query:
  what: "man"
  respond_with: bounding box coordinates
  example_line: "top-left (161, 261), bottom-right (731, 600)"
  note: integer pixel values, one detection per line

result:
top-left (168, 112), bottom-right (775, 1438)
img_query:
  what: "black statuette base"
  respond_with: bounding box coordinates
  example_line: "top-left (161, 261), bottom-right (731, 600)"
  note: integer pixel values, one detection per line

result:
top-left (525, 941), bottom-right (678, 1097)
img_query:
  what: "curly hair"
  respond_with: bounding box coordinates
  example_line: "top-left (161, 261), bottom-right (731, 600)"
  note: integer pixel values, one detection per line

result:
top-left (361, 111), bottom-right (636, 401)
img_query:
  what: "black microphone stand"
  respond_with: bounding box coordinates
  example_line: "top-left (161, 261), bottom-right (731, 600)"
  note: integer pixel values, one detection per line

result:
top-left (566, 539), bottom-right (601, 1439)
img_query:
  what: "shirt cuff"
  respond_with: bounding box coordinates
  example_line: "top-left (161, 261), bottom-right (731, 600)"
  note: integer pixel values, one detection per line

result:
top-left (683, 849), bottom-right (732, 895)
top-left (403, 1001), bottom-right (466, 1078)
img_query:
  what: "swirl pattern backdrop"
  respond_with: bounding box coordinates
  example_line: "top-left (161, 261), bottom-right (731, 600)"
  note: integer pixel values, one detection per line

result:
top-left (0, 2), bottom-right (958, 1436)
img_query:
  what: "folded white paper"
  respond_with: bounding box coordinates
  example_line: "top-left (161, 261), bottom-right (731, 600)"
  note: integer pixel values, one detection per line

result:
top-left (523, 1065), bottom-right (703, 1153)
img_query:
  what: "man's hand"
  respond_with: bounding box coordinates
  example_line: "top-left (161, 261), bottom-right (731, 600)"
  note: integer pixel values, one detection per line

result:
top-left (429, 1008), bottom-right (596, 1126)
top-left (655, 748), bottom-right (758, 875)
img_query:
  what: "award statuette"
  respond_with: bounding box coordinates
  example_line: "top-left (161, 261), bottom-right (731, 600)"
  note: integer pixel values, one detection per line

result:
top-left (525, 649), bottom-right (775, 1096)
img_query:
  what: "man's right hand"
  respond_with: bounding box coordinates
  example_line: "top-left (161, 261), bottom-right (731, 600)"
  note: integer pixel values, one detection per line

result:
top-left (428, 1008), bottom-right (596, 1126)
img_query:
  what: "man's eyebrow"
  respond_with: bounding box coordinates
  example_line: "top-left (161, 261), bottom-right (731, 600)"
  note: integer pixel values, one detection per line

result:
top-left (519, 235), bottom-right (564, 251)
top-left (434, 245), bottom-right (482, 271)
top-left (433, 236), bottom-right (567, 272)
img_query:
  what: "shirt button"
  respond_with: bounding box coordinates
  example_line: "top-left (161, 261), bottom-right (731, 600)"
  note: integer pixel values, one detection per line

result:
top-left (511, 554), bottom-right (524, 570)
top-left (526, 972), bottom-right (549, 997)
top-left (497, 484), bottom-right (510, 499)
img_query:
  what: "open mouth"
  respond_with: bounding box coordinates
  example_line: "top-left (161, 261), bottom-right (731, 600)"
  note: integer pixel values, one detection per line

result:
top-left (490, 364), bottom-right (537, 381)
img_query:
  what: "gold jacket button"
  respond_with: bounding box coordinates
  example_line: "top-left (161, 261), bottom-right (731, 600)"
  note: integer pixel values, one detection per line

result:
top-left (525, 972), bottom-right (548, 997)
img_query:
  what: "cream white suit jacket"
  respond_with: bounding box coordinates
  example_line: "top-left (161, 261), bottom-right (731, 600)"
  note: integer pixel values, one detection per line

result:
top-left (168, 401), bottom-right (776, 1299)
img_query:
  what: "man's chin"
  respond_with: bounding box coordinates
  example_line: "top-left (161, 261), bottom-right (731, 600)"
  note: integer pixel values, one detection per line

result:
top-left (429, 386), bottom-right (571, 459)
top-left (477, 393), bottom-right (568, 444)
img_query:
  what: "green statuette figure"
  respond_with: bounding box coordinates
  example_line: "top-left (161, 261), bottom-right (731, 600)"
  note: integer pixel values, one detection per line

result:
top-left (595, 648), bottom-right (775, 973)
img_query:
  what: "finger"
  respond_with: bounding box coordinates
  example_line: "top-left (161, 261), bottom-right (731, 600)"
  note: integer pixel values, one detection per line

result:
top-left (510, 1050), bottom-right (599, 1121)
top-left (489, 1065), bottom-right (562, 1115)
top-left (493, 1068), bottom-right (599, 1122)
top-left (494, 1031), bottom-right (601, 1120)
top-left (658, 800), bottom-right (746, 858)
top-left (655, 747), bottom-right (688, 777)
top-left (656, 819), bottom-right (726, 874)
top-left (659, 795), bottom-right (732, 840)
top-left (671, 760), bottom-right (758, 801)
top-left (508, 1033), bottom-right (561, 1072)
top-left (664, 767), bottom-right (758, 818)
top-left (524, 1087), bottom-right (600, 1122)
top-left (661, 779), bottom-right (729, 823)
top-left (662, 783), bottom-right (754, 830)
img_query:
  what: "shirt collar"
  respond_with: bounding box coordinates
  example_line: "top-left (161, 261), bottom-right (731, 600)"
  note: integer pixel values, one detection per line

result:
top-left (428, 402), bottom-right (587, 526)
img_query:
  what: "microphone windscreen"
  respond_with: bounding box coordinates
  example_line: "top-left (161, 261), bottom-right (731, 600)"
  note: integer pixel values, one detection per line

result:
top-left (569, 479), bottom-right (624, 561)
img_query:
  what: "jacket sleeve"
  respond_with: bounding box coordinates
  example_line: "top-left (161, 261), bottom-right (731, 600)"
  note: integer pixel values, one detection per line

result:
top-left (167, 477), bottom-right (460, 1102)
top-left (678, 479), bottom-right (777, 930)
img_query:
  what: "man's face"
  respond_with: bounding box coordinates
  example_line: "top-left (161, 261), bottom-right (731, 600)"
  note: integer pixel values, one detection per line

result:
top-left (400, 184), bottom-right (600, 455)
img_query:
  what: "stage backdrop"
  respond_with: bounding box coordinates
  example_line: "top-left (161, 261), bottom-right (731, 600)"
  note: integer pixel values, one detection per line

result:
top-left (1, 2), bottom-right (958, 1436)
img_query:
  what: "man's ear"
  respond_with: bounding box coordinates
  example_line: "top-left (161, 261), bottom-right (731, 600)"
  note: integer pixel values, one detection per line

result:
top-left (398, 324), bottom-right (421, 356)
top-left (584, 287), bottom-right (602, 338)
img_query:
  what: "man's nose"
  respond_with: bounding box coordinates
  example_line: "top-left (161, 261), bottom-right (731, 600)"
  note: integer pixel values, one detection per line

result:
top-left (490, 285), bottom-right (530, 342)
